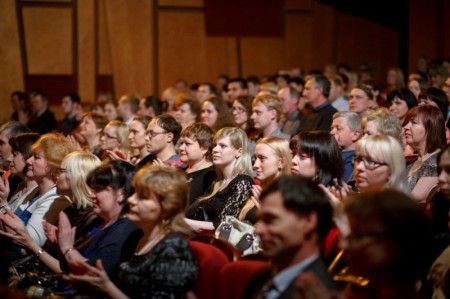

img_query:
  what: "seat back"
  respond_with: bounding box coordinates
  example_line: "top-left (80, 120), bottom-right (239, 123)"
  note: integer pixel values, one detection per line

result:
top-left (189, 240), bottom-right (230, 299)
top-left (191, 234), bottom-right (241, 261)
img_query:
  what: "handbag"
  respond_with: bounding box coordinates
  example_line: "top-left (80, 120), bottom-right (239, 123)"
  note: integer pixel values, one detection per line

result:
top-left (215, 216), bottom-right (261, 256)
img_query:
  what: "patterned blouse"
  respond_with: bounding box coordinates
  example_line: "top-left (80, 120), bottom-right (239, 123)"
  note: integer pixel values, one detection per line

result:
top-left (186, 174), bottom-right (253, 227)
top-left (406, 151), bottom-right (439, 192)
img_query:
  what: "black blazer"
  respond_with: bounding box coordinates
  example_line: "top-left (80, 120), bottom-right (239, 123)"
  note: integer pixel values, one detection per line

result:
top-left (28, 109), bottom-right (57, 134)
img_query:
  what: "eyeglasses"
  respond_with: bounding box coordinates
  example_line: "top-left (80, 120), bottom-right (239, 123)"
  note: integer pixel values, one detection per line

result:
top-left (100, 132), bottom-right (118, 140)
top-left (232, 106), bottom-right (246, 114)
top-left (353, 155), bottom-right (387, 170)
top-left (145, 130), bottom-right (168, 138)
top-left (56, 167), bottom-right (68, 175)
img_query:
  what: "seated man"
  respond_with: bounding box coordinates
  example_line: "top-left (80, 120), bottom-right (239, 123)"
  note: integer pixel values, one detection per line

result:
top-left (244, 175), bottom-right (335, 298)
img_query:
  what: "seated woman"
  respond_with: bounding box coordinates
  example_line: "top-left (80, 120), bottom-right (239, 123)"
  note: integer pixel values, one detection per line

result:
top-left (0, 133), bottom-right (74, 250)
top-left (175, 96), bottom-right (201, 129)
top-left (127, 116), bottom-right (153, 167)
top-left (65, 165), bottom-right (198, 298)
top-left (0, 151), bottom-right (101, 273)
top-left (179, 123), bottom-right (216, 204)
top-left (101, 120), bottom-right (130, 160)
top-left (404, 105), bottom-right (446, 203)
top-left (290, 131), bottom-right (344, 188)
top-left (232, 95), bottom-right (258, 139)
top-left (239, 136), bottom-right (291, 224)
top-left (0, 133), bottom-right (40, 212)
top-left (185, 127), bottom-right (253, 230)
top-left (362, 107), bottom-right (402, 141)
top-left (201, 96), bottom-right (234, 132)
top-left (77, 112), bottom-right (108, 158)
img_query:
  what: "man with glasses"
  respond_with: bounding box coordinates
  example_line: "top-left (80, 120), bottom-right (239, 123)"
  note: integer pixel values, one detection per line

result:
top-left (144, 114), bottom-right (186, 169)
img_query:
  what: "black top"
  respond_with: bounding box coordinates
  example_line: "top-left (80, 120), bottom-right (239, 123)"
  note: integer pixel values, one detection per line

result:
top-left (298, 102), bottom-right (337, 132)
top-left (185, 174), bottom-right (253, 227)
top-left (27, 109), bottom-right (57, 134)
top-left (116, 232), bottom-right (198, 299)
top-left (187, 165), bottom-right (217, 205)
top-left (58, 116), bottom-right (79, 136)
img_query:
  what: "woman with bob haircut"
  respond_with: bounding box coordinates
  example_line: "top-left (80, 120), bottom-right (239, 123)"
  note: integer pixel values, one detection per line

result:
top-left (179, 123), bottom-right (217, 204)
top-left (404, 105), bottom-right (446, 203)
top-left (353, 134), bottom-right (408, 193)
top-left (239, 136), bottom-right (291, 224)
top-left (1, 151), bottom-right (101, 273)
top-left (100, 120), bottom-right (130, 156)
top-left (0, 133), bottom-right (74, 254)
top-left (77, 112), bottom-right (108, 158)
top-left (65, 165), bottom-right (198, 299)
top-left (186, 127), bottom-right (253, 230)
top-left (290, 131), bottom-right (344, 188)
top-left (201, 96), bottom-right (233, 132)
top-left (0, 133), bottom-right (40, 212)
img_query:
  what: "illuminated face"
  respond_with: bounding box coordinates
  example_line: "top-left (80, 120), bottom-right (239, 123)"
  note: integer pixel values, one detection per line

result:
top-left (232, 100), bottom-right (248, 128)
top-left (179, 136), bottom-right (207, 166)
top-left (212, 136), bottom-right (240, 168)
top-left (389, 97), bottom-right (409, 122)
top-left (291, 152), bottom-right (316, 179)
top-left (349, 88), bottom-right (373, 115)
top-left (403, 116), bottom-right (427, 150)
top-left (201, 101), bottom-right (219, 127)
top-left (253, 143), bottom-right (282, 182)
top-left (127, 190), bottom-right (162, 225)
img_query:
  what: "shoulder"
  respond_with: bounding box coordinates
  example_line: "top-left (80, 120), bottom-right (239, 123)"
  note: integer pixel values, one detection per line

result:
top-left (233, 175), bottom-right (254, 185)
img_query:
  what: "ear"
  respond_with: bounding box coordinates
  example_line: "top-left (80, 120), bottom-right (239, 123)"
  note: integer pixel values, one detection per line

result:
top-left (200, 145), bottom-right (209, 156)
top-left (235, 147), bottom-right (243, 159)
top-left (277, 158), bottom-right (285, 170)
top-left (351, 130), bottom-right (362, 142)
top-left (165, 132), bottom-right (174, 144)
top-left (116, 188), bottom-right (125, 204)
top-left (270, 109), bottom-right (277, 121)
top-left (303, 212), bottom-right (318, 235)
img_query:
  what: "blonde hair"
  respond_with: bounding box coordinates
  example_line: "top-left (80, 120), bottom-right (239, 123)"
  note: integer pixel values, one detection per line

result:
top-left (356, 134), bottom-right (407, 192)
top-left (61, 151), bottom-right (101, 209)
top-left (201, 127), bottom-right (252, 201)
top-left (132, 164), bottom-right (191, 235)
top-left (252, 93), bottom-right (283, 121)
top-left (31, 133), bottom-right (75, 180)
top-left (107, 120), bottom-right (130, 152)
top-left (238, 136), bottom-right (291, 220)
top-left (362, 108), bottom-right (401, 142)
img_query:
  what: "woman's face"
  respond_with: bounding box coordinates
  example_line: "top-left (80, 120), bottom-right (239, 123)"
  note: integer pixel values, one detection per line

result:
top-left (128, 120), bottom-right (147, 149)
top-left (254, 143), bottom-right (281, 182)
top-left (26, 149), bottom-right (50, 180)
top-left (363, 120), bottom-right (379, 136)
top-left (403, 115), bottom-right (427, 149)
top-left (201, 101), bottom-right (219, 127)
top-left (389, 97), bottom-right (409, 122)
top-left (387, 69), bottom-right (397, 86)
top-left (90, 186), bottom-right (123, 219)
top-left (212, 136), bottom-right (240, 168)
top-left (179, 136), bottom-right (207, 165)
top-left (126, 190), bottom-right (162, 225)
top-left (232, 100), bottom-right (248, 127)
top-left (104, 103), bottom-right (118, 121)
top-left (56, 167), bottom-right (71, 193)
top-left (291, 152), bottom-right (316, 179)
top-left (8, 150), bottom-right (26, 175)
top-left (79, 117), bottom-right (100, 138)
top-left (438, 151), bottom-right (450, 199)
top-left (354, 152), bottom-right (390, 191)
top-left (100, 125), bottom-right (120, 151)
top-left (175, 103), bottom-right (196, 127)
top-left (408, 80), bottom-right (421, 98)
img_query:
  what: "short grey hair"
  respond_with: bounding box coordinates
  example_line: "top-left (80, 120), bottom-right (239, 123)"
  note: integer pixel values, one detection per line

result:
top-left (333, 111), bottom-right (361, 132)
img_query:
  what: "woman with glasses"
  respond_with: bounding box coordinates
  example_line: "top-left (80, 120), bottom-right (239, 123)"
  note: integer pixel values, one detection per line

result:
top-left (404, 105), bottom-right (446, 203)
top-left (232, 95), bottom-right (258, 139)
top-left (100, 120), bottom-right (130, 160)
top-left (352, 134), bottom-right (408, 193)
top-left (0, 133), bottom-right (74, 253)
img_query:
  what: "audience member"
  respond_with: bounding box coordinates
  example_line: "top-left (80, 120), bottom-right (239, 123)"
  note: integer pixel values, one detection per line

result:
top-left (195, 83), bottom-right (217, 103)
top-left (231, 95), bottom-right (257, 138)
top-left (139, 95), bottom-right (163, 117)
top-left (227, 78), bottom-right (248, 103)
top-left (10, 91), bottom-right (30, 124)
top-left (348, 85), bottom-right (375, 116)
top-left (27, 90), bottom-right (57, 134)
top-left (58, 92), bottom-right (82, 136)
top-left (201, 96), bottom-right (233, 132)
top-left (278, 86), bottom-right (301, 137)
top-left (117, 94), bottom-right (139, 126)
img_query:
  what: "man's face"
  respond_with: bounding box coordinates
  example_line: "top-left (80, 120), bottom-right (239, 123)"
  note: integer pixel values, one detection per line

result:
top-left (255, 191), bottom-right (311, 259)
top-left (330, 117), bottom-right (358, 151)
top-left (251, 102), bottom-right (273, 130)
top-left (349, 88), bottom-right (373, 115)
top-left (277, 88), bottom-right (297, 114)
top-left (196, 85), bottom-right (212, 103)
top-left (117, 100), bottom-right (128, 118)
top-left (31, 95), bottom-right (46, 113)
top-left (303, 78), bottom-right (320, 105)
top-left (227, 82), bottom-right (246, 102)
top-left (0, 131), bottom-right (12, 167)
top-left (61, 96), bottom-right (75, 115)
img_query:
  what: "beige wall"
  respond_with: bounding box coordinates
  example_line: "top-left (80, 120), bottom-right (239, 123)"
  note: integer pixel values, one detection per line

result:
top-left (1, 0), bottom-right (445, 123)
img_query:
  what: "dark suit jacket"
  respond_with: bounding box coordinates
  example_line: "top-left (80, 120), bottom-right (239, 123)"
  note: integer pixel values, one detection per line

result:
top-left (298, 103), bottom-right (337, 133)
top-left (243, 257), bottom-right (334, 299)
top-left (27, 109), bottom-right (57, 134)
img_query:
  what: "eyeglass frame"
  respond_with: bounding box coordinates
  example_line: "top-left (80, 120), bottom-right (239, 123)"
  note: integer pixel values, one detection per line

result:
top-left (145, 130), bottom-right (168, 138)
top-left (232, 106), bottom-right (247, 114)
top-left (56, 167), bottom-right (69, 175)
top-left (100, 132), bottom-right (118, 140)
top-left (352, 155), bottom-right (387, 170)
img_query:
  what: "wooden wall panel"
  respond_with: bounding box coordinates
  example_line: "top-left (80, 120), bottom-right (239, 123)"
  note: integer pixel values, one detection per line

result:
top-left (0, 1), bottom-right (24, 122)
top-left (78, 0), bottom-right (96, 102)
top-left (23, 7), bottom-right (72, 74)
top-left (103, 0), bottom-right (154, 97)
top-left (336, 14), bottom-right (399, 82)
top-left (158, 0), bottom-right (203, 7)
top-left (97, 0), bottom-right (112, 75)
top-left (285, 13), bottom-right (313, 72)
top-left (158, 10), bottom-right (238, 91)
top-left (240, 38), bottom-right (285, 76)
top-left (310, 1), bottom-right (336, 71)
top-left (285, 0), bottom-right (312, 10)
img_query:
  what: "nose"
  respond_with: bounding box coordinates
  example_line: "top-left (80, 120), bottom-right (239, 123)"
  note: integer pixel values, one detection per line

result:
top-left (439, 170), bottom-right (448, 184)
top-left (127, 194), bottom-right (137, 205)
